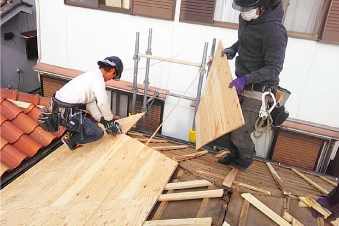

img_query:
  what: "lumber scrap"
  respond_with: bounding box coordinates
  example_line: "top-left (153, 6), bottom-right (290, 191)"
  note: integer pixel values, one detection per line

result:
top-left (158, 189), bottom-right (224, 202)
top-left (319, 176), bottom-right (338, 187)
top-left (266, 162), bottom-right (291, 195)
top-left (223, 222), bottom-right (231, 226)
top-left (299, 196), bottom-right (332, 219)
top-left (143, 217), bottom-right (213, 226)
top-left (153, 145), bottom-right (188, 151)
top-left (196, 170), bottom-right (271, 195)
top-left (152, 169), bottom-right (184, 220)
top-left (195, 40), bottom-right (244, 150)
top-left (223, 168), bottom-right (239, 188)
top-left (215, 150), bottom-right (230, 158)
top-left (330, 218), bottom-right (339, 226)
top-left (136, 138), bottom-right (168, 143)
top-left (283, 211), bottom-right (305, 226)
top-left (238, 200), bottom-right (250, 226)
top-left (241, 193), bottom-right (291, 226)
top-left (165, 180), bottom-right (212, 190)
top-left (173, 150), bottom-right (208, 161)
top-left (298, 201), bottom-right (308, 208)
top-left (292, 169), bottom-right (329, 195)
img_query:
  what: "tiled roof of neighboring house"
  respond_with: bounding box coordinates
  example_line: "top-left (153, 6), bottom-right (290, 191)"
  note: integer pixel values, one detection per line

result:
top-left (1, 0), bottom-right (32, 25)
top-left (33, 62), bottom-right (169, 99)
top-left (0, 88), bottom-right (65, 177)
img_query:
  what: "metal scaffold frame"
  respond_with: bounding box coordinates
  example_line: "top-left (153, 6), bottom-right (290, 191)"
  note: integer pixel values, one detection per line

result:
top-left (130, 28), bottom-right (216, 134)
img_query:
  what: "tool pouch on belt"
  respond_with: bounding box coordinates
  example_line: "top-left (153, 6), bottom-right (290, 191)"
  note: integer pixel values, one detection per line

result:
top-left (37, 100), bottom-right (59, 132)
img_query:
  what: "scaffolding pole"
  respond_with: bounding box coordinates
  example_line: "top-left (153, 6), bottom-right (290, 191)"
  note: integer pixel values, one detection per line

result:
top-left (132, 32), bottom-right (140, 115)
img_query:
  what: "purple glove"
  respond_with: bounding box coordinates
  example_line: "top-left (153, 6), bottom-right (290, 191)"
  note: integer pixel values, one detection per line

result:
top-left (229, 76), bottom-right (247, 93)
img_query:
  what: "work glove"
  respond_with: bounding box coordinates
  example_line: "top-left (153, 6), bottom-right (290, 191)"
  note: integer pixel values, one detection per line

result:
top-left (229, 76), bottom-right (247, 93)
top-left (221, 47), bottom-right (236, 60)
top-left (100, 117), bottom-right (122, 134)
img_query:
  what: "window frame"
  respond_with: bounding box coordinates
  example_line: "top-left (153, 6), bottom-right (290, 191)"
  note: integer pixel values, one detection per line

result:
top-left (64, 0), bottom-right (176, 21)
top-left (179, 0), bottom-right (336, 43)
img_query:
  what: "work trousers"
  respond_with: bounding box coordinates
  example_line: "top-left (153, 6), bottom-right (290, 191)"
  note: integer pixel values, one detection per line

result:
top-left (226, 95), bottom-right (262, 161)
top-left (67, 114), bottom-right (104, 146)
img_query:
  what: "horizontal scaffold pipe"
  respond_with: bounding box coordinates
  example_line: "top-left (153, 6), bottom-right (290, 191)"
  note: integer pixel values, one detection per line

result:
top-left (125, 84), bottom-right (196, 101)
top-left (138, 54), bottom-right (202, 67)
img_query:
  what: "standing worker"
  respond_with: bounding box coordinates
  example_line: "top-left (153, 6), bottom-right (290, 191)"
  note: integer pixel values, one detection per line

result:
top-left (38, 56), bottom-right (124, 151)
top-left (218, 0), bottom-right (288, 170)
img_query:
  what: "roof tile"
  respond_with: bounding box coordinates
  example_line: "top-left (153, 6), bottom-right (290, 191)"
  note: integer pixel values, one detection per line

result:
top-left (1, 145), bottom-right (27, 169)
top-left (0, 89), bottom-right (65, 177)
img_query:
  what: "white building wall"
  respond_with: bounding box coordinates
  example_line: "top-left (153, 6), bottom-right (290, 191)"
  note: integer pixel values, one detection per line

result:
top-left (36, 0), bottom-right (339, 151)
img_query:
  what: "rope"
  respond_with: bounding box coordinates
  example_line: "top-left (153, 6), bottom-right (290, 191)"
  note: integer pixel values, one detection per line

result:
top-left (145, 63), bottom-right (207, 146)
top-left (253, 110), bottom-right (273, 139)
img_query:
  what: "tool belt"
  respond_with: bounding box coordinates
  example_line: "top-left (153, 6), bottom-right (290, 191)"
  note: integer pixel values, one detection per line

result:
top-left (37, 94), bottom-right (86, 133)
top-left (244, 84), bottom-right (277, 93)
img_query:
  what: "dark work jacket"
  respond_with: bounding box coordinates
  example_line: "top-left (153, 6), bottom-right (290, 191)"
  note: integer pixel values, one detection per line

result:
top-left (231, 1), bottom-right (287, 86)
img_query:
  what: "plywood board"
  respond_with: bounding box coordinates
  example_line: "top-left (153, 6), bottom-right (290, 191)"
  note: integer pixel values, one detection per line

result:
top-left (1, 114), bottom-right (177, 226)
top-left (195, 40), bottom-right (244, 150)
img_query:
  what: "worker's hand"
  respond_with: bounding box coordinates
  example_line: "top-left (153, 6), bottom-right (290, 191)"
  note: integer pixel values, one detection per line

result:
top-left (105, 119), bottom-right (122, 134)
top-left (229, 76), bottom-right (247, 93)
top-left (221, 47), bottom-right (236, 60)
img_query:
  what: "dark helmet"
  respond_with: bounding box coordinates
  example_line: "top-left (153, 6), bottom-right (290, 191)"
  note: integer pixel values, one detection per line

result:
top-left (97, 56), bottom-right (124, 80)
top-left (232, 0), bottom-right (269, 11)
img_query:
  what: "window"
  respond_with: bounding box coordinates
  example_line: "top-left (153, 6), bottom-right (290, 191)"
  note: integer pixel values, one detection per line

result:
top-left (180, 0), bottom-right (339, 44)
top-left (65, 0), bottom-right (177, 20)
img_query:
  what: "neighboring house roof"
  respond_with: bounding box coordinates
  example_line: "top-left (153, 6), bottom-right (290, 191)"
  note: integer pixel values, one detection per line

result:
top-left (1, 0), bottom-right (32, 25)
top-left (33, 62), bottom-right (169, 100)
top-left (0, 88), bottom-right (65, 177)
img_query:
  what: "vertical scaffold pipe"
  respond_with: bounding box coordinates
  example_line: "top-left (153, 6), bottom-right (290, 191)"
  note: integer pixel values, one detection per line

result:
top-left (141, 28), bottom-right (152, 131)
top-left (192, 42), bottom-right (208, 131)
top-left (132, 32), bottom-right (140, 115)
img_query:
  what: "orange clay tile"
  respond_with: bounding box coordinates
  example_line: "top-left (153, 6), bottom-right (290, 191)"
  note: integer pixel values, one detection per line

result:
top-left (11, 112), bottom-right (39, 134)
top-left (1, 136), bottom-right (9, 150)
top-left (1, 121), bottom-right (25, 143)
top-left (29, 127), bottom-right (56, 147)
top-left (0, 99), bottom-right (23, 120)
top-left (1, 145), bottom-right (27, 169)
top-left (0, 114), bottom-right (8, 125)
top-left (12, 135), bottom-right (43, 156)
top-left (0, 90), bottom-right (64, 177)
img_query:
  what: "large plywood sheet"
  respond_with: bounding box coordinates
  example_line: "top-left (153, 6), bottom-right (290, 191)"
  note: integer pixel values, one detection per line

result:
top-left (195, 40), bottom-right (244, 150)
top-left (1, 114), bottom-right (178, 226)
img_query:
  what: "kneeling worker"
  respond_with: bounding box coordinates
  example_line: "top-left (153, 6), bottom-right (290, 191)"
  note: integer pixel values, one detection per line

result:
top-left (42, 56), bottom-right (124, 151)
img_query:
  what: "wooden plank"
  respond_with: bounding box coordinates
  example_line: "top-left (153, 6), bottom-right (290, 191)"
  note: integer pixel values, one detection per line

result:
top-left (173, 150), bottom-right (208, 161)
top-left (165, 180), bottom-right (212, 190)
top-left (238, 200), bottom-right (250, 226)
top-left (223, 168), bottom-right (239, 188)
top-left (195, 40), bottom-right (244, 150)
top-left (330, 218), bottom-right (339, 226)
top-left (152, 169), bottom-right (184, 220)
top-left (144, 217), bottom-right (212, 226)
top-left (234, 182), bottom-right (271, 195)
top-left (298, 201), bottom-right (308, 208)
top-left (266, 162), bottom-right (291, 195)
top-left (1, 114), bottom-right (177, 226)
top-left (241, 193), bottom-right (291, 226)
top-left (153, 145), bottom-right (188, 151)
top-left (292, 169), bottom-right (329, 195)
top-left (319, 176), bottom-right (338, 187)
top-left (299, 196), bottom-right (332, 219)
top-left (137, 138), bottom-right (168, 143)
top-left (215, 150), bottom-right (230, 158)
top-left (158, 189), bottom-right (224, 202)
top-left (223, 222), bottom-right (231, 226)
top-left (283, 211), bottom-right (305, 226)
top-left (196, 185), bottom-right (214, 218)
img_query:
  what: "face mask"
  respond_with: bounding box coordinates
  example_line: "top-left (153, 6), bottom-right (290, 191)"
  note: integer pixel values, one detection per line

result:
top-left (241, 8), bottom-right (259, 21)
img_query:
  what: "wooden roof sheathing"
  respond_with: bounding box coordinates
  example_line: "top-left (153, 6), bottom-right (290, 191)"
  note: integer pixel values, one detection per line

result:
top-left (1, 114), bottom-right (178, 225)
top-left (195, 40), bottom-right (244, 150)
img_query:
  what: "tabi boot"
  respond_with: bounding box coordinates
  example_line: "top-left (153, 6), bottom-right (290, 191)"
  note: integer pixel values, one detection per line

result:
top-left (229, 157), bottom-right (253, 171)
top-left (218, 153), bottom-right (239, 165)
